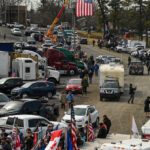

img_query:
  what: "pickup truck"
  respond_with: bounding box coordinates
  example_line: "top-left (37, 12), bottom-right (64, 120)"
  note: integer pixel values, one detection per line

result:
top-left (0, 115), bottom-right (67, 136)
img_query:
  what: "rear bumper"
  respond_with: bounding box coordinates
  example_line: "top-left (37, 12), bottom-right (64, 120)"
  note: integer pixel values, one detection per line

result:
top-left (66, 88), bottom-right (82, 94)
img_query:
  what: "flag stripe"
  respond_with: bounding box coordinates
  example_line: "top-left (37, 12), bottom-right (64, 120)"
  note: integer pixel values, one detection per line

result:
top-left (76, 0), bottom-right (93, 17)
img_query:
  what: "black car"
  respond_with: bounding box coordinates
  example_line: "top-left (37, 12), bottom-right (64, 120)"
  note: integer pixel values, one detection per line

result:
top-left (0, 77), bottom-right (23, 94)
top-left (80, 38), bottom-right (88, 44)
top-left (0, 99), bottom-right (42, 117)
top-left (0, 93), bottom-right (10, 108)
top-left (129, 61), bottom-right (144, 75)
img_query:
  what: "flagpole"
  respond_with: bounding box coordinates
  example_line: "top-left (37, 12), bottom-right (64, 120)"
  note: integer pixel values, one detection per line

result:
top-left (130, 114), bottom-right (133, 139)
top-left (87, 112), bottom-right (90, 141)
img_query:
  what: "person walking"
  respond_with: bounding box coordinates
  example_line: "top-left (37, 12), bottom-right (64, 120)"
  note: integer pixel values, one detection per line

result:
top-left (3, 33), bottom-right (6, 40)
top-left (94, 63), bottom-right (99, 76)
top-left (144, 97), bottom-right (150, 118)
top-left (88, 69), bottom-right (93, 84)
top-left (60, 91), bottom-right (66, 110)
top-left (93, 40), bottom-right (95, 47)
top-left (128, 84), bottom-right (136, 104)
top-left (128, 56), bottom-right (131, 66)
top-left (66, 91), bottom-right (74, 108)
top-left (103, 115), bottom-right (111, 134)
top-left (81, 77), bottom-right (89, 95)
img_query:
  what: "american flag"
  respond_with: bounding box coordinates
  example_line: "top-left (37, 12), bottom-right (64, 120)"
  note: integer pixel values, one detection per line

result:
top-left (71, 105), bottom-right (79, 150)
top-left (76, 0), bottom-right (93, 17)
top-left (88, 120), bottom-right (95, 142)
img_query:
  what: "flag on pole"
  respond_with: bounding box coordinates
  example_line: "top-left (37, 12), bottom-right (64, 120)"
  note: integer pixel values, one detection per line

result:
top-left (45, 130), bottom-right (62, 150)
top-left (88, 118), bottom-right (95, 142)
top-left (132, 116), bottom-right (139, 138)
top-left (67, 131), bottom-right (73, 150)
top-left (71, 105), bottom-right (79, 150)
top-left (76, 0), bottom-right (93, 17)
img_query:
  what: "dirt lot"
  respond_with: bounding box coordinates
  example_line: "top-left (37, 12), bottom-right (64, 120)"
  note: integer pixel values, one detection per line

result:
top-left (58, 44), bottom-right (150, 135)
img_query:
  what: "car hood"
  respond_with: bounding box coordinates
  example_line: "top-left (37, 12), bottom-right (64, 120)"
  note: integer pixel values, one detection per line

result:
top-left (12, 87), bottom-right (24, 91)
top-left (66, 84), bottom-right (81, 88)
top-left (62, 114), bottom-right (84, 121)
top-left (0, 108), bottom-right (19, 116)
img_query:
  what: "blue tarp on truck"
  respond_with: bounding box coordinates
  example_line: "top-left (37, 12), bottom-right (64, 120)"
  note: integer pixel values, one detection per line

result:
top-left (0, 43), bottom-right (14, 52)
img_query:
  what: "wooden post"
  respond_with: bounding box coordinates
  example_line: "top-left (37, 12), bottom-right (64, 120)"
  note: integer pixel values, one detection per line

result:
top-left (87, 113), bottom-right (90, 141)
top-left (130, 115), bottom-right (133, 139)
top-left (64, 127), bottom-right (67, 150)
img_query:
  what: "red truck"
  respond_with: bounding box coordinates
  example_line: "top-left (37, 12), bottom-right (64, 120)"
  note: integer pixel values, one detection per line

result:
top-left (43, 48), bottom-right (78, 75)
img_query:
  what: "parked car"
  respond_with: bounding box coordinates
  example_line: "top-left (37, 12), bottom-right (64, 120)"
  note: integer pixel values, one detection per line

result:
top-left (131, 49), bottom-right (147, 58)
top-left (96, 55), bottom-right (108, 64)
top-left (0, 77), bottom-right (23, 94)
top-left (0, 93), bottom-right (10, 108)
top-left (0, 99), bottom-right (42, 117)
top-left (66, 78), bottom-right (82, 94)
top-left (80, 38), bottom-right (88, 44)
top-left (14, 24), bottom-right (24, 29)
top-left (0, 115), bottom-right (67, 136)
top-left (61, 105), bottom-right (99, 128)
top-left (27, 36), bottom-right (36, 44)
top-left (11, 28), bottom-right (22, 36)
top-left (11, 81), bottom-right (56, 98)
top-left (100, 80), bottom-right (121, 101)
top-left (129, 61), bottom-right (144, 75)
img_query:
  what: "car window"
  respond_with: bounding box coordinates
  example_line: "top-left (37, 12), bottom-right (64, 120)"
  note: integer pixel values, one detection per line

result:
top-left (5, 79), bottom-right (14, 86)
top-left (29, 119), bottom-right (40, 128)
top-left (22, 102), bottom-right (33, 112)
top-left (15, 79), bottom-right (23, 85)
top-left (37, 82), bottom-right (47, 87)
top-left (30, 83), bottom-right (39, 88)
top-left (6, 117), bottom-right (24, 127)
top-left (39, 119), bottom-right (50, 127)
top-left (0, 94), bottom-right (9, 102)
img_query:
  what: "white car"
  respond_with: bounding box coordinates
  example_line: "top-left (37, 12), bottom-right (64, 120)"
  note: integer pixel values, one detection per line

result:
top-left (61, 105), bottom-right (99, 128)
top-left (11, 28), bottom-right (22, 36)
top-left (131, 49), bottom-right (147, 57)
top-left (0, 115), bottom-right (67, 136)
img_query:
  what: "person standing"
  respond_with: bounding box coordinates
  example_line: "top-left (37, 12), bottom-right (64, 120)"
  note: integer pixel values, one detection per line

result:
top-left (94, 64), bottom-right (99, 76)
top-left (144, 97), bottom-right (150, 117)
top-left (103, 115), bottom-right (111, 134)
top-left (60, 91), bottom-right (66, 110)
top-left (3, 33), bottom-right (6, 40)
top-left (81, 77), bottom-right (89, 95)
top-left (128, 84), bottom-right (136, 104)
top-left (66, 91), bottom-right (74, 108)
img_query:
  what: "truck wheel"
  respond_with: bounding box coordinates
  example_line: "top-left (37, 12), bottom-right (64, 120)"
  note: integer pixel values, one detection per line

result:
top-left (47, 92), bottom-right (52, 99)
top-left (69, 69), bottom-right (75, 76)
top-left (48, 78), bottom-right (56, 85)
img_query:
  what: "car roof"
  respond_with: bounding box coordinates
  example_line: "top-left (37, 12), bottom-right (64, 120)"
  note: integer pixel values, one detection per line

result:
top-left (10, 99), bottom-right (39, 103)
top-left (1, 114), bottom-right (45, 120)
top-left (24, 81), bottom-right (48, 84)
top-left (69, 78), bottom-right (81, 81)
top-left (0, 77), bottom-right (22, 80)
top-left (74, 105), bottom-right (90, 108)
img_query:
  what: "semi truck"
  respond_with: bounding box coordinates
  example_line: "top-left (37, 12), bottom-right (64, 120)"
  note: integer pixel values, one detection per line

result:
top-left (43, 48), bottom-right (78, 75)
top-left (0, 51), bottom-right (10, 78)
top-left (99, 63), bottom-right (124, 101)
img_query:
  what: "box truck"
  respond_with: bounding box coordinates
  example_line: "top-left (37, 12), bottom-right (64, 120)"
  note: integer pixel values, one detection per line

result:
top-left (0, 51), bottom-right (10, 78)
top-left (100, 139), bottom-right (150, 150)
top-left (99, 63), bottom-right (124, 101)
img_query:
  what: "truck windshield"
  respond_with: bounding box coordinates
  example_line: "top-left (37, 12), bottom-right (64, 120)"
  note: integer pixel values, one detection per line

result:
top-left (67, 108), bottom-right (86, 116)
top-left (102, 82), bottom-right (119, 88)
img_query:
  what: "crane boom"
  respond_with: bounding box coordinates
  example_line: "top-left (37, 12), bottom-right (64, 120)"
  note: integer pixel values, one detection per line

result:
top-left (47, 0), bottom-right (70, 39)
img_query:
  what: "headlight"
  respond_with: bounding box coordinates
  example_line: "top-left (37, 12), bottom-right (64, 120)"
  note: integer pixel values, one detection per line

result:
top-left (78, 86), bottom-right (82, 89)
top-left (114, 90), bottom-right (119, 93)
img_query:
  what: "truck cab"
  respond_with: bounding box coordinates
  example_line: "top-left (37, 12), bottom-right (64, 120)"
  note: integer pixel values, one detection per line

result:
top-left (100, 80), bottom-right (121, 101)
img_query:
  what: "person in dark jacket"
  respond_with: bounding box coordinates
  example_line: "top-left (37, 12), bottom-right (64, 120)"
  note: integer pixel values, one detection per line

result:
top-left (81, 77), bottom-right (89, 95)
top-left (103, 115), bottom-right (111, 134)
top-left (144, 97), bottom-right (150, 117)
top-left (79, 70), bottom-right (85, 79)
top-left (94, 64), bottom-right (99, 76)
top-left (128, 56), bottom-right (131, 66)
top-left (88, 69), bottom-right (93, 84)
top-left (128, 84), bottom-right (136, 104)
top-left (97, 123), bottom-right (107, 138)
top-left (24, 131), bottom-right (34, 150)
top-left (1, 137), bottom-right (12, 150)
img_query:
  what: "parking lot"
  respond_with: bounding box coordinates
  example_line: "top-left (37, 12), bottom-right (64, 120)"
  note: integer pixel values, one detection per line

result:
top-left (0, 26), bottom-right (149, 135)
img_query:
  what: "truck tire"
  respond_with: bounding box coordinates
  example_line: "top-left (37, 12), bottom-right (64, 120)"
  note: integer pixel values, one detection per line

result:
top-left (48, 78), bottom-right (57, 85)
top-left (69, 69), bottom-right (75, 76)
top-left (47, 92), bottom-right (52, 99)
